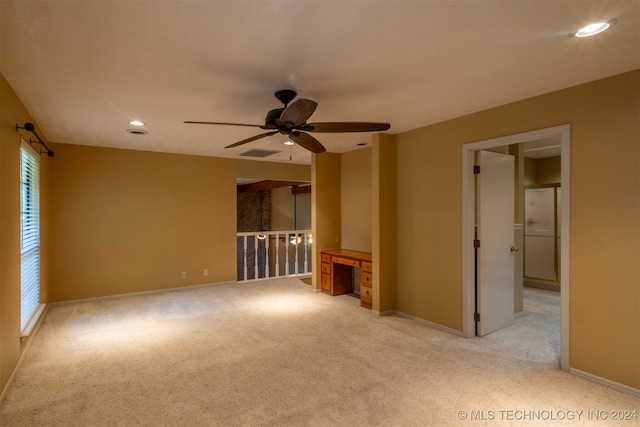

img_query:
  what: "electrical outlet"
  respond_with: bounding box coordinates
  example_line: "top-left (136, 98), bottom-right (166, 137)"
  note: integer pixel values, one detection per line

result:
top-left (181, 272), bottom-right (187, 279)
top-left (204, 269), bottom-right (208, 276)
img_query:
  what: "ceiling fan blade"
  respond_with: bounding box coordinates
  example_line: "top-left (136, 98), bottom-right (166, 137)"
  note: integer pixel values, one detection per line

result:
top-left (289, 131), bottom-right (326, 154)
top-left (224, 131), bottom-right (279, 149)
top-left (279, 99), bottom-right (318, 127)
top-left (307, 122), bottom-right (391, 133)
top-left (185, 121), bottom-right (271, 129)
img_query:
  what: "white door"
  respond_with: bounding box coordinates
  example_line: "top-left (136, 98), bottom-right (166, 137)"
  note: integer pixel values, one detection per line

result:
top-left (476, 150), bottom-right (515, 336)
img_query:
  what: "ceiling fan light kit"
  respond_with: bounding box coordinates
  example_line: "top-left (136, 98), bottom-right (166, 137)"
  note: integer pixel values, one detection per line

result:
top-left (185, 90), bottom-right (390, 154)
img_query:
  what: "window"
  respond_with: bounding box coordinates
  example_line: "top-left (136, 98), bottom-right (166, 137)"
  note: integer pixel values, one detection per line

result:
top-left (20, 141), bottom-right (44, 335)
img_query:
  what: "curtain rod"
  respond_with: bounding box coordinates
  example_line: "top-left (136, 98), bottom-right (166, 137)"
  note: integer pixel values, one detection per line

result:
top-left (16, 122), bottom-right (54, 157)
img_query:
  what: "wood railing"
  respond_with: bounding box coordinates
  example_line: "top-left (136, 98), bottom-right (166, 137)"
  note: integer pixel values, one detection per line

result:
top-left (236, 230), bottom-right (312, 281)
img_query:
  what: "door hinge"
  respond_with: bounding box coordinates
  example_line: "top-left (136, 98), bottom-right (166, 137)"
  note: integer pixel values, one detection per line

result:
top-left (473, 239), bottom-right (480, 248)
top-left (473, 165), bottom-right (480, 174)
top-left (474, 312), bottom-right (480, 322)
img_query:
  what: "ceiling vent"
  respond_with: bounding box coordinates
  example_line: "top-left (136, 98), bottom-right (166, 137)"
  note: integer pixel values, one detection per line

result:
top-left (240, 149), bottom-right (279, 158)
top-left (126, 128), bottom-right (148, 135)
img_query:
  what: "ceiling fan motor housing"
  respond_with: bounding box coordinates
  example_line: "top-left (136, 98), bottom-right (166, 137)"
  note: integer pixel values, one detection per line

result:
top-left (265, 108), bottom-right (284, 127)
top-left (274, 89), bottom-right (297, 106)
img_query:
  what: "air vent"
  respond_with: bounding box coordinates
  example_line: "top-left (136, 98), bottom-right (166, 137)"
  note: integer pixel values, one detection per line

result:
top-left (240, 149), bottom-right (279, 158)
top-left (126, 129), bottom-right (148, 135)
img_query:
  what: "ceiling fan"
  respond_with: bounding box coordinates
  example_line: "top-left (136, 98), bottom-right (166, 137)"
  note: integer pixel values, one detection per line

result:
top-left (184, 90), bottom-right (390, 153)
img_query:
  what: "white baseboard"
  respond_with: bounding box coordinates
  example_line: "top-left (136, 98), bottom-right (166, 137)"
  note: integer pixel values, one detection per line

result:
top-left (48, 280), bottom-right (238, 307)
top-left (372, 309), bottom-right (394, 316)
top-left (569, 368), bottom-right (640, 396)
top-left (377, 309), bottom-right (464, 337)
top-left (49, 276), bottom-right (316, 307)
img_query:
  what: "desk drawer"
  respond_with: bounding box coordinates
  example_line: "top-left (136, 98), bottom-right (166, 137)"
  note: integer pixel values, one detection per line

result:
top-left (321, 254), bottom-right (331, 264)
top-left (333, 257), bottom-right (360, 268)
top-left (361, 262), bottom-right (372, 273)
top-left (321, 263), bottom-right (331, 275)
top-left (361, 272), bottom-right (373, 285)
top-left (361, 283), bottom-right (372, 308)
top-left (321, 274), bottom-right (331, 291)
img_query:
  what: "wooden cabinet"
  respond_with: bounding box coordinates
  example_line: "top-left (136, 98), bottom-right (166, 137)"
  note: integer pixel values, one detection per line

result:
top-left (360, 262), bottom-right (373, 309)
top-left (319, 249), bottom-right (373, 310)
top-left (321, 254), bottom-right (332, 292)
top-left (360, 283), bottom-right (372, 308)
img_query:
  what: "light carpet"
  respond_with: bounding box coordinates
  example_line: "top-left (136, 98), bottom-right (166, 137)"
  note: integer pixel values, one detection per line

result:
top-left (1, 279), bottom-right (637, 426)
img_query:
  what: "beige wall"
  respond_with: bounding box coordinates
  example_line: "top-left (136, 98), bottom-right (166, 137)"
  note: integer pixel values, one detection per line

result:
top-left (271, 187), bottom-right (311, 231)
top-left (340, 148), bottom-right (372, 252)
top-left (311, 153), bottom-right (341, 290)
top-left (524, 157), bottom-right (537, 185)
top-left (271, 186), bottom-right (292, 231)
top-left (525, 156), bottom-right (561, 185)
top-left (0, 72), bottom-right (52, 394)
top-left (372, 134), bottom-right (397, 313)
top-left (510, 144), bottom-right (525, 314)
top-left (236, 159), bottom-right (310, 182)
top-left (536, 156), bottom-right (561, 185)
top-left (391, 70), bottom-right (639, 388)
top-left (295, 192), bottom-right (311, 230)
top-left (394, 121), bottom-right (464, 328)
top-left (48, 144), bottom-right (237, 301)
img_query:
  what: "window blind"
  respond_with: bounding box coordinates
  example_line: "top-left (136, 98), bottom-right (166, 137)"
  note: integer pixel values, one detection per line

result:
top-left (20, 143), bottom-right (41, 332)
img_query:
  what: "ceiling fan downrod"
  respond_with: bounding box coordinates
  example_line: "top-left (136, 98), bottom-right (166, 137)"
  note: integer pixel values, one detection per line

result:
top-left (274, 89), bottom-right (297, 107)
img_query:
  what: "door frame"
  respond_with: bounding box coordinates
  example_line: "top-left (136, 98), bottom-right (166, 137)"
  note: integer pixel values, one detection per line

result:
top-left (461, 124), bottom-right (570, 372)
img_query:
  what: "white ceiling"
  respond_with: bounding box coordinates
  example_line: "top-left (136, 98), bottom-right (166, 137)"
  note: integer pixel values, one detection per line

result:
top-left (1, 1), bottom-right (638, 165)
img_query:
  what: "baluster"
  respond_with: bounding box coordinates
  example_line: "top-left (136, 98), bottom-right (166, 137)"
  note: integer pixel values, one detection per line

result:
top-left (254, 234), bottom-right (259, 280)
top-left (236, 230), bottom-right (311, 281)
top-left (285, 234), bottom-right (289, 276)
top-left (275, 233), bottom-right (280, 277)
top-left (303, 233), bottom-right (308, 273)
top-left (294, 234), bottom-right (299, 275)
top-left (264, 234), bottom-right (271, 278)
top-left (243, 235), bottom-right (248, 281)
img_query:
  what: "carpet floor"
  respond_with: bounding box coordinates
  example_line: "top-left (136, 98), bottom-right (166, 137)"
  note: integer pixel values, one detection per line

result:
top-left (0, 278), bottom-right (637, 426)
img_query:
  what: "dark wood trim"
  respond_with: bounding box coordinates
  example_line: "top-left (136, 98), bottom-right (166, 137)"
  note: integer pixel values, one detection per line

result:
top-left (237, 180), bottom-right (310, 193)
top-left (524, 183), bottom-right (560, 189)
top-left (291, 185), bottom-right (311, 195)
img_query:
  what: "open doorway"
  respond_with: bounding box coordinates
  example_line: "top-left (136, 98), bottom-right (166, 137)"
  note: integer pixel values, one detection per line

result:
top-left (462, 124), bottom-right (570, 371)
top-left (236, 179), bottom-right (312, 281)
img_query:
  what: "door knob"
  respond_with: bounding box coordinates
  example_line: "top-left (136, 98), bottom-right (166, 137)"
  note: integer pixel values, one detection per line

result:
top-left (510, 246), bottom-right (520, 253)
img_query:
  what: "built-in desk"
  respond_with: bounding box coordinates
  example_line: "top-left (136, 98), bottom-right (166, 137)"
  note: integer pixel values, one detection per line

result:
top-left (320, 249), bottom-right (373, 309)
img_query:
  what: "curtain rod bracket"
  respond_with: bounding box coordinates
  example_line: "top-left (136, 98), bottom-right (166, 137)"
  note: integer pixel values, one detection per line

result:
top-left (16, 122), bottom-right (54, 157)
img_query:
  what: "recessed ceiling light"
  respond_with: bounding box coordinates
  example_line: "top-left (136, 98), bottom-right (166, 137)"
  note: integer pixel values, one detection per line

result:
top-left (129, 120), bottom-right (145, 126)
top-left (570, 19), bottom-right (616, 38)
top-left (284, 141), bottom-right (294, 146)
